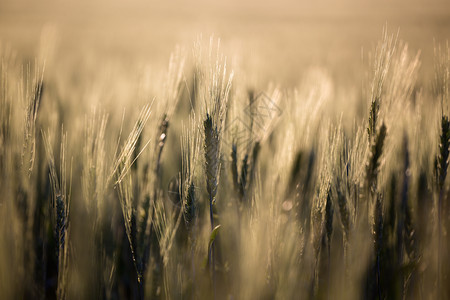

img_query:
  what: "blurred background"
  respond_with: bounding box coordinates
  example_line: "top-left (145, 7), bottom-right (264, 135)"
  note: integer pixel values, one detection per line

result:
top-left (1, 0), bottom-right (449, 87)
top-left (1, 1), bottom-right (450, 299)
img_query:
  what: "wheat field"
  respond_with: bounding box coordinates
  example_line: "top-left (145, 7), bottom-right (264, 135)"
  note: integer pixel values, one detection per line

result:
top-left (1, 1), bottom-right (450, 299)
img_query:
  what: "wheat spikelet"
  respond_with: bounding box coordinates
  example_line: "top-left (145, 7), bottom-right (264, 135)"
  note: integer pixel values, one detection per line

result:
top-left (181, 115), bottom-right (201, 231)
top-left (231, 143), bottom-right (239, 193)
top-left (238, 154), bottom-right (249, 200)
top-left (436, 115), bottom-right (450, 190)
top-left (114, 104), bottom-right (152, 286)
top-left (82, 108), bottom-right (109, 216)
top-left (366, 123), bottom-right (387, 194)
top-left (196, 37), bottom-right (233, 297)
top-left (204, 114), bottom-right (221, 202)
top-left (367, 28), bottom-right (397, 142)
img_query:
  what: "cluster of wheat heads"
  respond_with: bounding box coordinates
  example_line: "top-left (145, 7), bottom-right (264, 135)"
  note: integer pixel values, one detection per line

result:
top-left (0, 31), bottom-right (450, 299)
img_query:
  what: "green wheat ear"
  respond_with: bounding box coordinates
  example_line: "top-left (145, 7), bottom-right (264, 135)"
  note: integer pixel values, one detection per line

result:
top-left (337, 186), bottom-right (350, 236)
top-left (325, 189), bottom-right (334, 248)
top-left (436, 115), bottom-right (450, 190)
top-left (231, 143), bottom-right (239, 193)
top-left (367, 95), bottom-right (380, 142)
top-left (183, 182), bottom-right (197, 231)
top-left (204, 113), bottom-right (220, 202)
top-left (366, 122), bottom-right (387, 193)
top-left (238, 154), bottom-right (249, 200)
